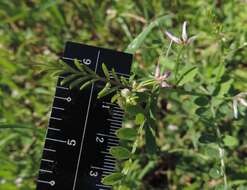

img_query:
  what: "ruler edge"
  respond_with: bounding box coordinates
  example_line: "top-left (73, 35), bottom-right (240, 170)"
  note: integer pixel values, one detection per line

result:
top-left (64, 41), bottom-right (133, 58)
top-left (37, 42), bottom-right (133, 190)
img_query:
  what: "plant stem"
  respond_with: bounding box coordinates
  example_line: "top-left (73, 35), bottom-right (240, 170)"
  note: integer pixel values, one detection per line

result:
top-left (122, 120), bottom-right (145, 175)
top-left (166, 40), bottom-right (173, 58)
top-left (216, 126), bottom-right (228, 190)
top-left (175, 46), bottom-right (184, 81)
top-left (211, 106), bottom-right (228, 190)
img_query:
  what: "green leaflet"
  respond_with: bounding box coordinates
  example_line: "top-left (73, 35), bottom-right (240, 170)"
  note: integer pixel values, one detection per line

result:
top-left (102, 172), bottom-right (124, 185)
top-left (194, 96), bottom-right (209, 107)
top-left (102, 63), bottom-right (110, 80)
top-left (135, 113), bottom-right (145, 125)
top-left (61, 73), bottom-right (82, 86)
top-left (51, 70), bottom-right (68, 77)
top-left (116, 128), bottom-right (138, 141)
top-left (60, 60), bottom-right (79, 74)
top-left (111, 68), bottom-right (121, 84)
top-left (97, 82), bottom-right (111, 98)
top-left (69, 76), bottom-right (91, 89)
top-left (82, 63), bottom-right (96, 75)
top-left (214, 63), bottom-right (225, 82)
top-left (79, 79), bottom-right (98, 90)
top-left (199, 133), bottom-right (217, 144)
top-left (144, 124), bottom-right (157, 154)
top-left (213, 78), bottom-right (233, 97)
top-left (177, 66), bottom-right (198, 86)
top-left (209, 167), bottom-right (221, 179)
top-left (110, 146), bottom-right (131, 160)
top-left (223, 135), bottom-right (238, 147)
top-left (73, 59), bottom-right (85, 72)
top-left (98, 85), bottom-right (119, 99)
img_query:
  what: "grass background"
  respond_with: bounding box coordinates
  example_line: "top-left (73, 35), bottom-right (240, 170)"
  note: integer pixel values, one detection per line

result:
top-left (0, 0), bottom-right (247, 189)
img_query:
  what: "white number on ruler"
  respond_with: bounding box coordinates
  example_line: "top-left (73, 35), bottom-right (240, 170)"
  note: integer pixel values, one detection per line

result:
top-left (89, 170), bottom-right (98, 177)
top-left (83, 58), bottom-right (91, 65)
top-left (96, 136), bottom-right (104, 143)
top-left (102, 105), bottom-right (110, 109)
top-left (67, 139), bottom-right (76, 146)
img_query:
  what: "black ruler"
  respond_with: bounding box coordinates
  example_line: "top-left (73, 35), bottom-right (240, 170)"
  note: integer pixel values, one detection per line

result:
top-left (36, 42), bottom-right (132, 190)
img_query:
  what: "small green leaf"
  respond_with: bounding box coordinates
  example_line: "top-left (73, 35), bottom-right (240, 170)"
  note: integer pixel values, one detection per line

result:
top-left (195, 107), bottom-right (210, 118)
top-left (69, 76), bottom-right (90, 89)
top-left (97, 82), bottom-right (111, 98)
top-left (80, 79), bottom-right (98, 90)
top-left (223, 135), bottom-right (238, 147)
top-left (111, 93), bottom-right (120, 103)
top-left (51, 70), bottom-right (68, 77)
top-left (138, 161), bottom-right (157, 180)
top-left (177, 67), bottom-right (198, 86)
top-left (199, 133), bottom-right (217, 144)
top-left (125, 105), bottom-right (144, 116)
top-left (194, 96), bottom-right (209, 107)
top-left (214, 78), bottom-right (233, 97)
top-left (122, 159), bottom-right (133, 175)
top-left (61, 73), bottom-right (81, 86)
top-left (111, 68), bottom-right (120, 83)
top-left (82, 64), bottom-right (96, 75)
top-left (102, 172), bottom-right (124, 185)
top-left (214, 63), bottom-right (225, 82)
top-left (98, 86), bottom-right (119, 98)
top-left (60, 60), bottom-right (79, 74)
top-left (145, 124), bottom-right (157, 154)
top-left (209, 168), bottom-right (221, 179)
top-left (202, 144), bottom-right (219, 158)
top-left (110, 146), bottom-right (130, 160)
top-left (116, 128), bottom-right (137, 141)
top-left (102, 63), bottom-right (110, 80)
top-left (140, 79), bottom-right (156, 87)
top-left (120, 76), bottom-right (129, 86)
top-left (135, 113), bottom-right (145, 125)
top-left (74, 59), bottom-right (84, 72)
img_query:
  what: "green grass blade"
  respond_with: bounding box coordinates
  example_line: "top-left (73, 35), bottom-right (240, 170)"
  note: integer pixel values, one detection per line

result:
top-left (125, 15), bottom-right (172, 54)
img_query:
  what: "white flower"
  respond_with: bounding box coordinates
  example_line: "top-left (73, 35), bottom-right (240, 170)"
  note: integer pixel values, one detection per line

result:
top-left (15, 177), bottom-right (23, 187)
top-left (168, 124), bottom-right (178, 131)
top-left (121, 88), bottom-right (130, 97)
top-left (165, 21), bottom-right (197, 45)
top-left (154, 64), bottom-right (172, 88)
top-left (232, 92), bottom-right (247, 119)
top-left (0, 179), bottom-right (6, 184)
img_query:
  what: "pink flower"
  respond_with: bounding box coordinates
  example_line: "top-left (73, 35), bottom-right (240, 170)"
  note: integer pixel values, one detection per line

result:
top-left (154, 64), bottom-right (172, 88)
top-left (165, 21), bottom-right (197, 45)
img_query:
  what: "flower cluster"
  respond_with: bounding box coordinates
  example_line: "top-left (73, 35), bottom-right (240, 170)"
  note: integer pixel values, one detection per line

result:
top-left (154, 64), bottom-right (172, 88)
top-left (165, 21), bottom-right (197, 45)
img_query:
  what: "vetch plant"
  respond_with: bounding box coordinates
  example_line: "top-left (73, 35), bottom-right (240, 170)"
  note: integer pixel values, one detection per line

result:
top-left (1, 2), bottom-right (247, 190)
top-left (44, 17), bottom-right (247, 190)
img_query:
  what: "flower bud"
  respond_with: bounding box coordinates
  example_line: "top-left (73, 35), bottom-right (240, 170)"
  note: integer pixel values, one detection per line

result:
top-left (121, 88), bottom-right (130, 97)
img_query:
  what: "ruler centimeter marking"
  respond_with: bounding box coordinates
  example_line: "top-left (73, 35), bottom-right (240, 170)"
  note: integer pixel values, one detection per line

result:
top-left (36, 42), bottom-right (132, 190)
top-left (37, 179), bottom-right (56, 186)
top-left (43, 148), bottom-right (56, 152)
